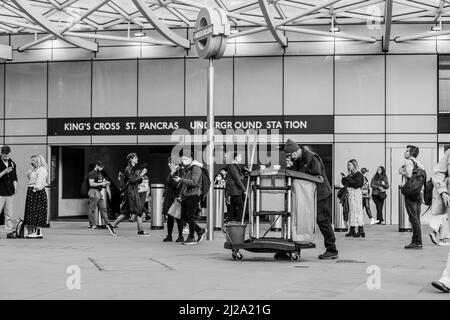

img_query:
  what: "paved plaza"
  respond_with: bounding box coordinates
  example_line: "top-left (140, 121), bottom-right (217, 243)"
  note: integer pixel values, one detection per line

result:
top-left (1, 221), bottom-right (450, 300)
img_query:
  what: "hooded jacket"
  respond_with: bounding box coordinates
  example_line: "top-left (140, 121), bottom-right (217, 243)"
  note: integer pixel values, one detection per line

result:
top-left (181, 160), bottom-right (203, 198)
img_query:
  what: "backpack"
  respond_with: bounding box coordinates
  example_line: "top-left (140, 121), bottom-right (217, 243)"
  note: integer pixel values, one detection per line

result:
top-left (401, 160), bottom-right (427, 201)
top-left (423, 178), bottom-right (433, 206)
top-left (80, 174), bottom-right (90, 197)
top-left (200, 167), bottom-right (211, 201)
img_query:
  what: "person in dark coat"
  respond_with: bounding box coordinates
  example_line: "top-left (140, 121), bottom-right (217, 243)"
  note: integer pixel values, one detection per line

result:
top-left (162, 157), bottom-right (184, 242)
top-left (341, 159), bottom-right (365, 238)
top-left (226, 152), bottom-right (247, 222)
top-left (283, 139), bottom-right (338, 260)
top-left (111, 153), bottom-right (150, 236)
top-left (370, 166), bottom-right (389, 224)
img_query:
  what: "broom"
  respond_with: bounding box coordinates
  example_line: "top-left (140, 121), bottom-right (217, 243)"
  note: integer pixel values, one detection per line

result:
top-left (241, 130), bottom-right (258, 226)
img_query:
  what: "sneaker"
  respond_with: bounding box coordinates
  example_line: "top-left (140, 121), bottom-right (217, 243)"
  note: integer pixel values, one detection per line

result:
top-left (176, 236), bottom-right (184, 243)
top-left (6, 233), bottom-right (16, 239)
top-left (197, 228), bottom-right (207, 243)
top-left (404, 243), bottom-right (423, 250)
top-left (439, 240), bottom-right (450, 247)
top-left (430, 231), bottom-right (439, 245)
top-left (106, 224), bottom-right (117, 237)
top-left (182, 225), bottom-right (189, 235)
top-left (88, 225), bottom-right (98, 230)
top-left (163, 236), bottom-right (173, 242)
top-left (26, 233), bottom-right (37, 239)
top-left (182, 237), bottom-right (197, 245)
top-left (318, 251), bottom-right (339, 260)
top-left (370, 218), bottom-right (379, 225)
top-left (137, 231), bottom-right (150, 237)
top-left (432, 281), bottom-right (450, 293)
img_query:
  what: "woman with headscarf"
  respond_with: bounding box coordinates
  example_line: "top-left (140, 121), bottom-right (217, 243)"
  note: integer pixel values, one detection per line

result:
top-left (111, 153), bottom-right (149, 236)
top-left (24, 154), bottom-right (48, 239)
top-left (341, 159), bottom-right (365, 238)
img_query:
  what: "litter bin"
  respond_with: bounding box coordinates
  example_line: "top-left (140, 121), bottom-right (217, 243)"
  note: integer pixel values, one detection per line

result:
top-left (214, 185), bottom-right (225, 231)
top-left (151, 184), bottom-right (164, 230)
top-left (333, 186), bottom-right (348, 232)
top-left (398, 185), bottom-right (412, 232)
top-left (45, 185), bottom-right (51, 228)
top-left (95, 187), bottom-right (108, 228)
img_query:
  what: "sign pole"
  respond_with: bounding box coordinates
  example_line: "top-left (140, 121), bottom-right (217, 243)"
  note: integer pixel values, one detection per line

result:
top-left (207, 57), bottom-right (215, 241)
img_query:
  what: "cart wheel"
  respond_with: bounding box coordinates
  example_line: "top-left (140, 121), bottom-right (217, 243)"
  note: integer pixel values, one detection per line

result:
top-left (290, 252), bottom-right (300, 262)
top-left (235, 252), bottom-right (243, 261)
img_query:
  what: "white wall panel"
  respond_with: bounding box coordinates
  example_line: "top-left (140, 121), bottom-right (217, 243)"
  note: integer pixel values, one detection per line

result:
top-left (92, 60), bottom-right (137, 117)
top-left (386, 115), bottom-right (436, 133)
top-left (48, 61), bottom-right (91, 118)
top-left (284, 56), bottom-right (333, 115)
top-left (5, 63), bottom-right (47, 118)
top-left (234, 57), bottom-right (282, 115)
top-left (139, 59), bottom-right (184, 116)
top-left (386, 55), bottom-right (437, 114)
top-left (284, 42), bottom-right (334, 55)
top-left (335, 115), bottom-right (385, 133)
top-left (5, 119), bottom-right (46, 136)
top-left (335, 55), bottom-right (385, 114)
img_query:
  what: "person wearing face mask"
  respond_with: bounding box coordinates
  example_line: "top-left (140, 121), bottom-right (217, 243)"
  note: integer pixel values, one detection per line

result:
top-left (341, 159), bottom-right (365, 238)
top-left (24, 154), bottom-right (48, 239)
top-left (87, 161), bottom-right (116, 236)
top-left (283, 139), bottom-right (338, 260)
top-left (173, 151), bottom-right (207, 245)
top-left (112, 153), bottom-right (150, 236)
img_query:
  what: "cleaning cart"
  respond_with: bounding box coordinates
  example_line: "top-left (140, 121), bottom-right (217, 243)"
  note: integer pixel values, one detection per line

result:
top-left (224, 168), bottom-right (323, 261)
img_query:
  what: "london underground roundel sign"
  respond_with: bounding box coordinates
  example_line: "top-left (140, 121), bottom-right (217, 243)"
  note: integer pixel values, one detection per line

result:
top-left (194, 7), bottom-right (230, 59)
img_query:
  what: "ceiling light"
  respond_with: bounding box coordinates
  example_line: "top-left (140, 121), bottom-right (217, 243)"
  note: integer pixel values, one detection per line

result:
top-left (230, 29), bottom-right (238, 34)
top-left (134, 32), bottom-right (146, 38)
top-left (432, 25), bottom-right (442, 32)
top-left (329, 27), bottom-right (340, 33)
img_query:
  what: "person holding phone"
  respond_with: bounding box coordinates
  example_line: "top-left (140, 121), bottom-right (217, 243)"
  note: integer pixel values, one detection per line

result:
top-left (371, 166), bottom-right (389, 225)
top-left (111, 153), bottom-right (150, 236)
top-left (0, 145), bottom-right (17, 239)
top-left (87, 161), bottom-right (116, 236)
top-left (24, 154), bottom-right (48, 239)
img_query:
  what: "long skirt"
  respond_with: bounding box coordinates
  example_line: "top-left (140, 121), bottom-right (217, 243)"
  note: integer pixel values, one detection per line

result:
top-left (24, 187), bottom-right (48, 228)
top-left (348, 187), bottom-right (364, 227)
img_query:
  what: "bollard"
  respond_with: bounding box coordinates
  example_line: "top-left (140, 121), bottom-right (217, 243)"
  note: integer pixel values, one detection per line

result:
top-left (214, 184), bottom-right (225, 231)
top-left (151, 184), bottom-right (164, 230)
top-left (333, 186), bottom-right (348, 232)
top-left (398, 185), bottom-right (412, 232)
top-left (94, 187), bottom-right (108, 228)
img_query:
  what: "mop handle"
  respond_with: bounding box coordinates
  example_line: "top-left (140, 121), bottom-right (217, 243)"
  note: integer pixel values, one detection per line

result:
top-left (241, 130), bottom-right (258, 225)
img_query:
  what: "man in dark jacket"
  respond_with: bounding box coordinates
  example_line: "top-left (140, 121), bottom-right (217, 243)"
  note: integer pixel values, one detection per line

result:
top-left (0, 146), bottom-right (18, 239)
top-left (226, 152), bottom-right (247, 222)
top-left (174, 153), bottom-right (207, 245)
top-left (284, 139), bottom-right (338, 259)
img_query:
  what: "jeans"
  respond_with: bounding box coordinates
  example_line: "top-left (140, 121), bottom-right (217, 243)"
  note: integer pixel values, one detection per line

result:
top-left (181, 195), bottom-right (203, 239)
top-left (317, 196), bottom-right (337, 253)
top-left (404, 197), bottom-right (422, 245)
top-left (372, 195), bottom-right (385, 222)
top-left (88, 189), bottom-right (110, 226)
top-left (228, 195), bottom-right (244, 222)
top-left (0, 195), bottom-right (14, 234)
top-left (362, 197), bottom-right (373, 219)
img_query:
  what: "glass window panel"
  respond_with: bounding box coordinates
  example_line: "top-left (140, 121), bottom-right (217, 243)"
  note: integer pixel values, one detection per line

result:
top-left (439, 79), bottom-right (450, 113)
top-left (92, 60), bottom-right (137, 117)
top-left (5, 63), bottom-right (47, 118)
top-left (48, 61), bottom-right (91, 118)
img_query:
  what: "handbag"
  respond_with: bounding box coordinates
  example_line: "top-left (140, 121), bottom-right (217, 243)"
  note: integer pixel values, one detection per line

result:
top-left (378, 190), bottom-right (387, 200)
top-left (167, 199), bottom-right (182, 219)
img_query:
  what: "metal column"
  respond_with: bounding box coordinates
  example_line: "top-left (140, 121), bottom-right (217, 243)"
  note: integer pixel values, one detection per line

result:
top-left (207, 58), bottom-right (215, 240)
